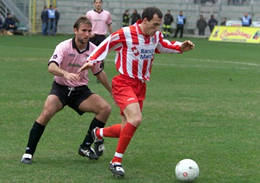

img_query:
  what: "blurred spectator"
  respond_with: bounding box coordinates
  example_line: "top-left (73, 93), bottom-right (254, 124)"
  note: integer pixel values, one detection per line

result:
top-left (122, 9), bottom-right (130, 27)
top-left (47, 4), bottom-right (56, 35)
top-left (195, 0), bottom-right (216, 4)
top-left (162, 9), bottom-right (174, 38)
top-left (0, 16), bottom-right (3, 31)
top-left (220, 17), bottom-right (227, 26)
top-left (55, 7), bottom-right (60, 33)
top-left (196, 15), bottom-right (207, 35)
top-left (41, 6), bottom-right (48, 35)
top-left (3, 13), bottom-right (17, 33)
top-left (131, 9), bottom-right (141, 25)
top-left (174, 10), bottom-right (186, 38)
top-left (241, 13), bottom-right (252, 26)
top-left (208, 14), bottom-right (218, 32)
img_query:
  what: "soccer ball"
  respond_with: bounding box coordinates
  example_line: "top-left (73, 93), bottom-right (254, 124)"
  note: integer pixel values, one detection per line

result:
top-left (175, 159), bottom-right (199, 182)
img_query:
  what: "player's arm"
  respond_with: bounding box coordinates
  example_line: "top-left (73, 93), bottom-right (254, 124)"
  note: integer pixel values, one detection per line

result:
top-left (79, 31), bottom-right (122, 72)
top-left (96, 71), bottom-right (112, 94)
top-left (108, 23), bottom-right (112, 34)
top-left (156, 33), bottom-right (194, 53)
top-left (48, 62), bottom-right (80, 82)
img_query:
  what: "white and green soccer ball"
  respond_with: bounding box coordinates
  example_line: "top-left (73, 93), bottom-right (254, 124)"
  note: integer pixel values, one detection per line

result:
top-left (175, 159), bottom-right (199, 182)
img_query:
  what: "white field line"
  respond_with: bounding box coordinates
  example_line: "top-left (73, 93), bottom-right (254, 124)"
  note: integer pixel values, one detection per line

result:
top-left (105, 58), bottom-right (260, 70)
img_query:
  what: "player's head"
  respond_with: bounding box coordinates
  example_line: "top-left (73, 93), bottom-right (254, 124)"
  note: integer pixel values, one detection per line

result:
top-left (93, 0), bottom-right (103, 11)
top-left (141, 7), bottom-right (162, 36)
top-left (73, 16), bottom-right (92, 45)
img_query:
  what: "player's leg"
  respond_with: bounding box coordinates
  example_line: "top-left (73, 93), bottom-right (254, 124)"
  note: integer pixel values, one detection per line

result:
top-left (180, 26), bottom-right (184, 38)
top-left (21, 95), bottom-right (63, 164)
top-left (78, 94), bottom-right (111, 159)
top-left (109, 103), bottom-right (142, 177)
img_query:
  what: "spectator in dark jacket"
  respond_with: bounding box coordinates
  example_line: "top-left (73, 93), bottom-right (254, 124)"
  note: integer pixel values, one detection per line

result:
top-left (0, 16), bottom-right (3, 30)
top-left (3, 13), bottom-right (17, 32)
top-left (208, 14), bottom-right (218, 33)
top-left (163, 10), bottom-right (174, 37)
top-left (55, 7), bottom-right (60, 33)
top-left (122, 9), bottom-right (130, 27)
top-left (220, 17), bottom-right (227, 26)
top-left (196, 15), bottom-right (207, 35)
top-left (131, 9), bottom-right (141, 25)
top-left (41, 6), bottom-right (48, 35)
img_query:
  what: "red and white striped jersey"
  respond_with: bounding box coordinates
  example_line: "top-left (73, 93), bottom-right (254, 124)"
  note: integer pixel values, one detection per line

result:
top-left (88, 20), bottom-right (183, 81)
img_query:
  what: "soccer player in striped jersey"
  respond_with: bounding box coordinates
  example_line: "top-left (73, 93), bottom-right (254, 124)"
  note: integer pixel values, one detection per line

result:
top-left (79, 7), bottom-right (195, 177)
top-left (21, 16), bottom-right (112, 164)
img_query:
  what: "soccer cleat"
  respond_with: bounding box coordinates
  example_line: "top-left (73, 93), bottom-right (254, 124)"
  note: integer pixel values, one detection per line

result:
top-left (92, 128), bottom-right (105, 157)
top-left (78, 146), bottom-right (98, 160)
top-left (94, 139), bottom-right (105, 157)
top-left (109, 161), bottom-right (125, 177)
top-left (21, 153), bottom-right (32, 164)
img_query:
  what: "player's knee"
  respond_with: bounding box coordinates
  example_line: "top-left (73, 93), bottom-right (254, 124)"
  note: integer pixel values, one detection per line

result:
top-left (40, 110), bottom-right (54, 122)
top-left (131, 114), bottom-right (142, 127)
top-left (100, 103), bottom-right (111, 116)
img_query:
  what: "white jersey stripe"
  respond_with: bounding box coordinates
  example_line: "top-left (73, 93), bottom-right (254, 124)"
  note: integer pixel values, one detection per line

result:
top-left (87, 20), bottom-right (182, 81)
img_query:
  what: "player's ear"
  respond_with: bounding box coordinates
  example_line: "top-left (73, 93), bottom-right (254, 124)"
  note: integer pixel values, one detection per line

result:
top-left (73, 27), bottom-right (78, 34)
top-left (143, 17), bottom-right (148, 24)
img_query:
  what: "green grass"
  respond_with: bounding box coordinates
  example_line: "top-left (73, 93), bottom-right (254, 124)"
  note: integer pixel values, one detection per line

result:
top-left (0, 35), bottom-right (259, 183)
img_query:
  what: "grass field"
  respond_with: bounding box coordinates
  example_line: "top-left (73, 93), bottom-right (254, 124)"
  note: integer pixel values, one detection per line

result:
top-left (0, 35), bottom-right (259, 183)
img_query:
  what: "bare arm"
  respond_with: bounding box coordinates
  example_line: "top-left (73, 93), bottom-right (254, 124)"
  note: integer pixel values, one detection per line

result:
top-left (48, 62), bottom-right (80, 82)
top-left (108, 24), bottom-right (112, 34)
top-left (96, 71), bottom-right (112, 94)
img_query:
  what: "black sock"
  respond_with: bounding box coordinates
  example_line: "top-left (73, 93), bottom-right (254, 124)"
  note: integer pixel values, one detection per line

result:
top-left (81, 117), bottom-right (105, 147)
top-left (25, 121), bottom-right (46, 155)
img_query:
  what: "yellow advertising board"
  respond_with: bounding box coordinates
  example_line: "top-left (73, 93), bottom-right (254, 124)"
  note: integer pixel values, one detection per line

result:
top-left (209, 26), bottom-right (260, 44)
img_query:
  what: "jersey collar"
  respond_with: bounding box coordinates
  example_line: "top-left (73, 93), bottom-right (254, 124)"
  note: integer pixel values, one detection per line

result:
top-left (72, 37), bottom-right (89, 54)
top-left (94, 9), bottom-right (103, 13)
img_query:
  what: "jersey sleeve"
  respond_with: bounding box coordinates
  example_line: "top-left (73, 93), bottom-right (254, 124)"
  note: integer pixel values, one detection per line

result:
top-left (155, 32), bottom-right (182, 54)
top-left (48, 43), bottom-right (65, 66)
top-left (106, 11), bottom-right (112, 25)
top-left (87, 30), bottom-right (123, 63)
top-left (86, 11), bottom-right (91, 20)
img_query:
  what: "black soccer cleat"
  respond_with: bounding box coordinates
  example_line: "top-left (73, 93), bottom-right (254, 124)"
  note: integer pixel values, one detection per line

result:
top-left (92, 128), bottom-right (105, 157)
top-left (94, 139), bottom-right (105, 157)
top-left (109, 161), bottom-right (125, 177)
top-left (78, 146), bottom-right (98, 160)
top-left (21, 153), bottom-right (32, 164)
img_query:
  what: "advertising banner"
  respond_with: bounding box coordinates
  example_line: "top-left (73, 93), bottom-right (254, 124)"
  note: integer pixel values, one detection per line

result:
top-left (209, 26), bottom-right (260, 44)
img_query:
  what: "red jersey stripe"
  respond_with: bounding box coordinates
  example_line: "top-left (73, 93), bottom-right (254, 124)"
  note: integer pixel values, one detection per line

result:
top-left (142, 59), bottom-right (148, 78)
top-left (130, 25), bottom-right (139, 45)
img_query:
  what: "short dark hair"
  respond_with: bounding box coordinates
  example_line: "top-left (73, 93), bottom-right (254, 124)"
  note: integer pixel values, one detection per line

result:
top-left (142, 7), bottom-right (162, 21)
top-left (94, 0), bottom-right (102, 2)
top-left (73, 16), bottom-right (92, 29)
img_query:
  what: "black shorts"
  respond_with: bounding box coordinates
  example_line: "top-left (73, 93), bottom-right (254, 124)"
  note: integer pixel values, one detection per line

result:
top-left (49, 81), bottom-right (93, 115)
top-left (89, 34), bottom-right (106, 46)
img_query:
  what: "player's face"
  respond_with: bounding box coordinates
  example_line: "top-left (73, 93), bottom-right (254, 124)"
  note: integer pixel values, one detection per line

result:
top-left (94, 0), bottom-right (102, 11)
top-left (143, 14), bottom-right (162, 36)
top-left (74, 23), bottom-right (92, 45)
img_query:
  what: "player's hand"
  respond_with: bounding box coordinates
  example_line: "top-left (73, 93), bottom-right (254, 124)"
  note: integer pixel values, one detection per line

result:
top-left (78, 62), bottom-right (94, 73)
top-left (64, 72), bottom-right (80, 82)
top-left (181, 40), bottom-right (195, 52)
